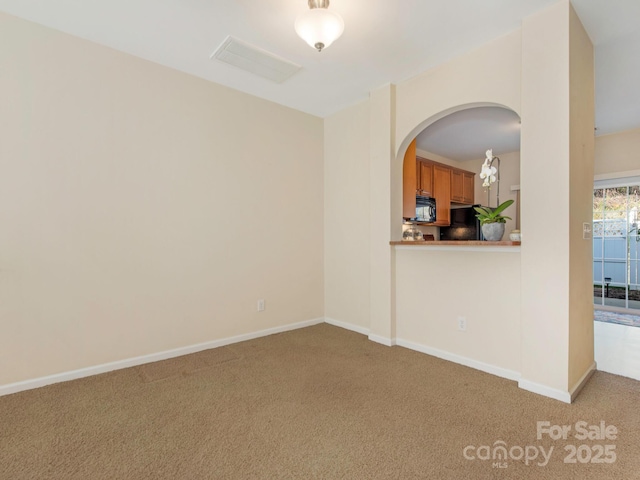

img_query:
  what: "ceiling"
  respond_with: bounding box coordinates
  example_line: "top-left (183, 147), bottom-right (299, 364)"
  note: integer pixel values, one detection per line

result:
top-left (416, 107), bottom-right (521, 161)
top-left (0, 0), bottom-right (638, 144)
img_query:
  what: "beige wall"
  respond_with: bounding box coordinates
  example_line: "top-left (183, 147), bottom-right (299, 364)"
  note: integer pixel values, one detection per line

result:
top-left (324, 101), bottom-right (371, 330)
top-left (396, 248), bottom-right (521, 374)
top-left (595, 128), bottom-right (640, 177)
top-left (395, 30), bottom-right (523, 161)
top-left (0, 13), bottom-right (324, 386)
top-left (369, 85), bottom-right (397, 343)
top-left (568, 4), bottom-right (595, 389)
top-left (520, 1), bottom-right (571, 393)
top-left (520, 0), bottom-right (594, 395)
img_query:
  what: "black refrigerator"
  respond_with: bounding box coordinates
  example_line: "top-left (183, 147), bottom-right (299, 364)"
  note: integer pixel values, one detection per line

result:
top-left (439, 205), bottom-right (484, 241)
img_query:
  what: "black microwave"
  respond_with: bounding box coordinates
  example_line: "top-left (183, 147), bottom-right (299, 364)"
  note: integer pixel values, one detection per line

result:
top-left (415, 196), bottom-right (436, 223)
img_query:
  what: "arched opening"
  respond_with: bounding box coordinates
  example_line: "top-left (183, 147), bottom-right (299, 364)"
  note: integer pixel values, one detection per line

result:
top-left (396, 105), bottom-right (521, 242)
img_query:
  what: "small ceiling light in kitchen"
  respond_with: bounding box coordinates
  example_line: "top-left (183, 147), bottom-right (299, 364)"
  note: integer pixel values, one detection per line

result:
top-left (295, 0), bottom-right (344, 52)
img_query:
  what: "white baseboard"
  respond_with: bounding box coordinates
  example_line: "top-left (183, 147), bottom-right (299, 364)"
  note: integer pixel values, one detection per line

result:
top-left (518, 362), bottom-right (597, 404)
top-left (368, 334), bottom-right (396, 347)
top-left (324, 317), bottom-right (370, 336)
top-left (0, 317), bottom-right (325, 397)
top-left (322, 318), bottom-right (396, 348)
top-left (517, 379), bottom-right (571, 404)
top-left (2, 317), bottom-right (592, 406)
top-left (323, 318), bottom-right (394, 346)
top-left (570, 362), bottom-right (597, 401)
top-left (396, 338), bottom-right (521, 382)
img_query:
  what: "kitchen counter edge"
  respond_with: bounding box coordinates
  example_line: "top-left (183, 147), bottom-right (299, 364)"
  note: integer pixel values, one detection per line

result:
top-left (390, 240), bottom-right (521, 246)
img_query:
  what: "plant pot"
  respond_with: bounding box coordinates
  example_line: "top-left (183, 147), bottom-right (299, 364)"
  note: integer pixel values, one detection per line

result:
top-left (481, 223), bottom-right (505, 241)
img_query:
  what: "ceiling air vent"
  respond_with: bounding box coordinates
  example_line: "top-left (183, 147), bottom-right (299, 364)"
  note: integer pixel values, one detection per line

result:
top-left (210, 36), bottom-right (301, 84)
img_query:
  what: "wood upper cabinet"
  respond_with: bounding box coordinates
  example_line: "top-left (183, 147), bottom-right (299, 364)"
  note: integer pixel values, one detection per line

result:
top-left (462, 171), bottom-right (475, 204)
top-left (417, 159), bottom-right (433, 197)
top-left (451, 170), bottom-right (464, 202)
top-left (451, 169), bottom-right (475, 204)
top-left (403, 144), bottom-right (435, 218)
top-left (402, 139), bottom-right (417, 218)
top-left (433, 165), bottom-right (451, 226)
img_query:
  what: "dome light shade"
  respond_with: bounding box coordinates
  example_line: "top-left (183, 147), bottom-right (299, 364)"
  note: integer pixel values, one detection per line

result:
top-left (295, 3), bottom-right (344, 52)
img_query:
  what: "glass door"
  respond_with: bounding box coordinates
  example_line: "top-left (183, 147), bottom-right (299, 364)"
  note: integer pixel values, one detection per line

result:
top-left (593, 185), bottom-right (640, 311)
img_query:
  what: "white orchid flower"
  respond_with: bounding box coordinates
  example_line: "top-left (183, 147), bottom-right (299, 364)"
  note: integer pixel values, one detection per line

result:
top-left (480, 149), bottom-right (498, 187)
top-left (486, 149), bottom-right (493, 162)
top-left (482, 175), bottom-right (496, 187)
top-left (480, 160), bottom-right (489, 178)
top-left (480, 161), bottom-right (497, 185)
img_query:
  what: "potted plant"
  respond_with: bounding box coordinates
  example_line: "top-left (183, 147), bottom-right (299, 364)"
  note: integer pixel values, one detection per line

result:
top-left (474, 199), bottom-right (514, 241)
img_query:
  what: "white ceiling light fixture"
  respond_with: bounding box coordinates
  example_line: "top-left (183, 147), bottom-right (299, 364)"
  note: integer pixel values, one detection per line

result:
top-left (295, 0), bottom-right (344, 52)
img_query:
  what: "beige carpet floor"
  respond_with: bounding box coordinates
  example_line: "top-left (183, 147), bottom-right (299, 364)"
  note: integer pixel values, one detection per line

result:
top-left (1, 324), bottom-right (639, 479)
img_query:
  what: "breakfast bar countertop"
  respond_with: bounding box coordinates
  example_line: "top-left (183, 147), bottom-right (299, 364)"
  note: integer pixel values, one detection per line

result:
top-left (390, 240), bottom-right (521, 246)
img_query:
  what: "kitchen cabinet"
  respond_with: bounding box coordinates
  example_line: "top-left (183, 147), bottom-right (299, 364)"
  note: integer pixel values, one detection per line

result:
top-left (462, 171), bottom-right (475, 204)
top-left (432, 165), bottom-right (451, 226)
top-left (402, 139), bottom-right (418, 218)
top-left (451, 170), bottom-right (475, 204)
top-left (451, 170), bottom-right (464, 202)
top-left (417, 159), bottom-right (433, 197)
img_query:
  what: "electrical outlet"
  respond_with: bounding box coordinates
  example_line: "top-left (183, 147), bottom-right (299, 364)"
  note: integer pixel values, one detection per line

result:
top-left (257, 299), bottom-right (265, 312)
top-left (457, 316), bottom-right (467, 331)
top-left (583, 223), bottom-right (592, 240)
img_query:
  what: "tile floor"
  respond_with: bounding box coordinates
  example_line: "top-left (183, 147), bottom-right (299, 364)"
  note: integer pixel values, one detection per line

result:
top-left (595, 320), bottom-right (640, 381)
